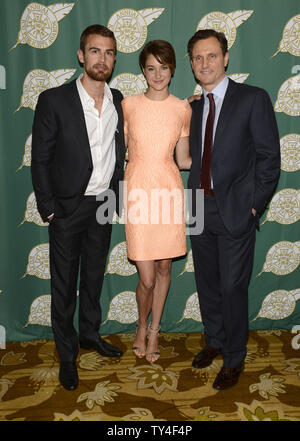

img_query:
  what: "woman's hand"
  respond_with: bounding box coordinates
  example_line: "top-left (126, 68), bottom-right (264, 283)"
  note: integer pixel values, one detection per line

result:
top-left (186, 94), bottom-right (202, 103)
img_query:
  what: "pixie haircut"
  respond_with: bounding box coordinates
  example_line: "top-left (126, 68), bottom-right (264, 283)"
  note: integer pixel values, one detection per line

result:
top-left (80, 24), bottom-right (117, 53)
top-left (139, 40), bottom-right (176, 75)
top-left (187, 29), bottom-right (228, 58)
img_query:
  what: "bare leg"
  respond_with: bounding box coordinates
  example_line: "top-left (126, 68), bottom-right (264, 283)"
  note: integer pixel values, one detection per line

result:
top-left (133, 260), bottom-right (156, 357)
top-left (146, 258), bottom-right (172, 363)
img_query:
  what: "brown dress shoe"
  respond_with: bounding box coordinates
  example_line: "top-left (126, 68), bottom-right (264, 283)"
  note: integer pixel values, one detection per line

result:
top-left (213, 364), bottom-right (244, 390)
top-left (192, 346), bottom-right (222, 369)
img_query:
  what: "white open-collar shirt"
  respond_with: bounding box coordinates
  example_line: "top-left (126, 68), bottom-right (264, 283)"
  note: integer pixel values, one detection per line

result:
top-left (76, 74), bottom-right (118, 196)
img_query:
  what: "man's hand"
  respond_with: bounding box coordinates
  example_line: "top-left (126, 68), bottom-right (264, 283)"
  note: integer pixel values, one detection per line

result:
top-left (252, 208), bottom-right (257, 216)
top-left (48, 214), bottom-right (54, 222)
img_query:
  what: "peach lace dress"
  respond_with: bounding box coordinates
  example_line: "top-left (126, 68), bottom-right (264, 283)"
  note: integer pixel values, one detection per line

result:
top-left (122, 93), bottom-right (192, 261)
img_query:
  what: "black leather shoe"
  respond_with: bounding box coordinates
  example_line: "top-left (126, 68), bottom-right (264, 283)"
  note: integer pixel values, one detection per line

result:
top-left (79, 337), bottom-right (123, 357)
top-left (59, 362), bottom-right (78, 391)
top-left (192, 346), bottom-right (222, 369)
top-left (213, 364), bottom-right (244, 390)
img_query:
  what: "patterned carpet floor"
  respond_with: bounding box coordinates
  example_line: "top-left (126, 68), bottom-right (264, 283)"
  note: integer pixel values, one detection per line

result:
top-left (0, 330), bottom-right (300, 421)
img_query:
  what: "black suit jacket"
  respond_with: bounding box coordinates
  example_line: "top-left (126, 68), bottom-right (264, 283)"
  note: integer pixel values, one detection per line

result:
top-left (31, 79), bottom-right (125, 220)
top-left (188, 78), bottom-right (281, 237)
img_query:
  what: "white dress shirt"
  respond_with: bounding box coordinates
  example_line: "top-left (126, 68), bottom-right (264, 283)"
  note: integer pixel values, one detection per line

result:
top-left (202, 75), bottom-right (229, 188)
top-left (76, 74), bottom-right (118, 196)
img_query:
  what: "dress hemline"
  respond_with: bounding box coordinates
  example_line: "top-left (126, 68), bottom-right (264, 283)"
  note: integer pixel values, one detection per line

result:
top-left (127, 250), bottom-right (187, 262)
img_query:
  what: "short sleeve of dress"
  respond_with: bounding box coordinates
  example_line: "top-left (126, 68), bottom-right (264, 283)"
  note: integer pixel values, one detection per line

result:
top-left (180, 101), bottom-right (192, 138)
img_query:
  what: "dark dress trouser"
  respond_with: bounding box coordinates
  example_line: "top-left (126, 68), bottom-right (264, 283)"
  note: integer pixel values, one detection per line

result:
top-left (48, 196), bottom-right (112, 362)
top-left (190, 195), bottom-right (256, 368)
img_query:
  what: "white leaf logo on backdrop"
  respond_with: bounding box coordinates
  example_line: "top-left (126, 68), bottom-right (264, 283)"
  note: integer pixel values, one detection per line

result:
top-left (14, 68), bottom-right (76, 112)
top-left (178, 249), bottom-right (194, 276)
top-left (194, 73), bottom-right (249, 95)
top-left (252, 289), bottom-right (300, 321)
top-left (272, 14), bottom-right (300, 58)
top-left (102, 291), bottom-right (138, 324)
top-left (280, 133), bottom-right (300, 172)
top-left (105, 241), bottom-right (137, 276)
top-left (16, 134), bottom-right (32, 172)
top-left (196, 10), bottom-right (254, 50)
top-left (177, 292), bottom-right (202, 323)
top-left (19, 191), bottom-right (48, 227)
top-left (261, 189), bottom-right (300, 226)
top-left (10, 2), bottom-right (74, 51)
top-left (110, 73), bottom-right (147, 97)
top-left (112, 209), bottom-right (125, 224)
top-left (24, 295), bottom-right (52, 327)
top-left (107, 8), bottom-right (164, 53)
top-left (256, 241), bottom-right (300, 278)
top-left (22, 243), bottom-right (50, 279)
top-left (274, 75), bottom-right (300, 117)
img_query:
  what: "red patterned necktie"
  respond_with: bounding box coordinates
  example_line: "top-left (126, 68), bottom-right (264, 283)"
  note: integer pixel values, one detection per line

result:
top-left (200, 93), bottom-right (215, 195)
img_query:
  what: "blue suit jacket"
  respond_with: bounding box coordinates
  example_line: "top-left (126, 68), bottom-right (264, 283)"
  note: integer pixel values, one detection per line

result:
top-left (188, 78), bottom-right (281, 237)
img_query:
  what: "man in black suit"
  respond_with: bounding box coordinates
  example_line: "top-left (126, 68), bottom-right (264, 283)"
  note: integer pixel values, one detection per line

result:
top-left (187, 29), bottom-right (280, 390)
top-left (31, 25), bottom-right (126, 390)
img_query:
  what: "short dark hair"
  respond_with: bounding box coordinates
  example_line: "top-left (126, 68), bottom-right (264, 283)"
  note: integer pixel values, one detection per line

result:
top-left (80, 24), bottom-right (117, 53)
top-left (139, 40), bottom-right (176, 75)
top-left (187, 29), bottom-right (228, 58)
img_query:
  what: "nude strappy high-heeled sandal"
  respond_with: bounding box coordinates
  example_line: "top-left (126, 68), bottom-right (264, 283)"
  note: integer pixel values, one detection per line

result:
top-left (146, 323), bottom-right (160, 363)
top-left (132, 324), bottom-right (147, 358)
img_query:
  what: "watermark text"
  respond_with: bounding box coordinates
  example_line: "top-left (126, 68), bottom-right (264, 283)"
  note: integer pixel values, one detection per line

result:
top-left (96, 182), bottom-right (204, 235)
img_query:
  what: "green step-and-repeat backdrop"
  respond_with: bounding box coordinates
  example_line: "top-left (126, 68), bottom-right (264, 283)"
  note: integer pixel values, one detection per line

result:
top-left (0, 0), bottom-right (299, 343)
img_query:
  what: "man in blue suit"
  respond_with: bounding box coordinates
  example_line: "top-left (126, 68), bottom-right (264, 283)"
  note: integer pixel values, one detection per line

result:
top-left (187, 29), bottom-right (280, 390)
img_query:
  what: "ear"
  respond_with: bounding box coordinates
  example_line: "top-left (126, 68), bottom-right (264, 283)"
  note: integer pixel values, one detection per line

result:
top-left (77, 49), bottom-right (84, 64)
top-left (224, 52), bottom-right (229, 68)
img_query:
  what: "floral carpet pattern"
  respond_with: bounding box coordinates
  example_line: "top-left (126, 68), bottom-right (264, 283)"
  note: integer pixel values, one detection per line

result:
top-left (0, 330), bottom-right (299, 421)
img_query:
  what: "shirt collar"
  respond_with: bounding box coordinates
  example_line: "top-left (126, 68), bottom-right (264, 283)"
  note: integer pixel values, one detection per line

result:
top-left (76, 73), bottom-right (113, 106)
top-left (203, 75), bottom-right (229, 101)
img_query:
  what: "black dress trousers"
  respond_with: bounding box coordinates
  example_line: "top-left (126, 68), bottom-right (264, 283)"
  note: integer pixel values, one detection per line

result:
top-left (191, 195), bottom-right (256, 368)
top-left (48, 196), bottom-right (112, 362)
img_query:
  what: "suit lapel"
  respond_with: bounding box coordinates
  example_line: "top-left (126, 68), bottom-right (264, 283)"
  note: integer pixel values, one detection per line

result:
top-left (67, 80), bottom-right (93, 167)
top-left (213, 79), bottom-right (238, 152)
top-left (111, 88), bottom-right (124, 165)
top-left (191, 96), bottom-right (204, 164)
top-left (111, 89), bottom-right (123, 127)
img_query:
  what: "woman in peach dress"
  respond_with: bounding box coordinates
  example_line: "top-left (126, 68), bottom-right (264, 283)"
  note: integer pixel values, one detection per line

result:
top-left (122, 41), bottom-right (192, 363)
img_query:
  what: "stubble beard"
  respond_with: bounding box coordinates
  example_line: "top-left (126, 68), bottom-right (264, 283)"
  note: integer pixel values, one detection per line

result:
top-left (85, 64), bottom-right (112, 82)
